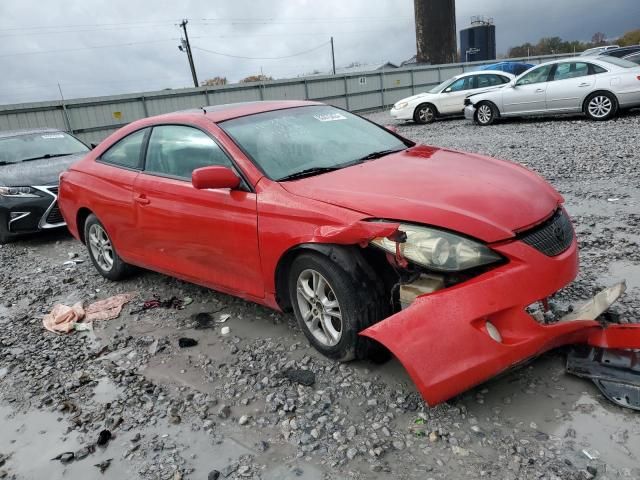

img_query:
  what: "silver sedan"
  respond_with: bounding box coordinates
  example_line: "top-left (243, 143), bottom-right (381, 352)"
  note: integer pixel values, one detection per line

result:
top-left (464, 56), bottom-right (640, 125)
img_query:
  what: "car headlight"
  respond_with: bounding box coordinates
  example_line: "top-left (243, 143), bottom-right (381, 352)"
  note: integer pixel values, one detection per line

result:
top-left (0, 186), bottom-right (40, 198)
top-left (371, 223), bottom-right (502, 272)
top-left (394, 101), bottom-right (409, 109)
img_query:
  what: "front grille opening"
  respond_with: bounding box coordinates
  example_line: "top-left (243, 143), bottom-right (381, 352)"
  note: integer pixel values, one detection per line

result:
top-left (46, 202), bottom-right (64, 224)
top-left (517, 209), bottom-right (574, 257)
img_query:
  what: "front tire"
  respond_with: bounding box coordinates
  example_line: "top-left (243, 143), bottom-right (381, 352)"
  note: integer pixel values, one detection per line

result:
top-left (584, 92), bottom-right (617, 121)
top-left (288, 252), bottom-right (385, 362)
top-left (413, 103), bottom-right (436, 124)
top-left (84, 214), bottom-right (133, 281)
top-left (0, 225), bottom-right (9, 245)
top-left (474, 101), bottom-right (498, 126)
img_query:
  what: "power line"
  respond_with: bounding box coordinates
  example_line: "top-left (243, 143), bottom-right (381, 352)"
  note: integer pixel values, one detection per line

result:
top-left (192, 41), bottom-right (330, 60)
top-left (0, 38), bottom-right (177, 58)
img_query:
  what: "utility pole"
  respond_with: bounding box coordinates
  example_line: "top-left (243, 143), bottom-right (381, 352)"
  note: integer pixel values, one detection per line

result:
top-left (179, 19), bottom-right (199, 87)
top-left (330, 37), bottom-right (336, 75)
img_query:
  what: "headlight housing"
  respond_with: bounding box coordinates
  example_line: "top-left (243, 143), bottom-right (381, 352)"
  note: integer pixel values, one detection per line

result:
top-left (0, 186), bottom-right (40, 198)
top-left (394, 101), bottom-right (409, 109)
top-left (371, 223), bottom-right (502, 272)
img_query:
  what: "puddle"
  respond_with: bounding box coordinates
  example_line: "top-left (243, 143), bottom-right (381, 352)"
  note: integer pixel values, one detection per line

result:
top-left (465, 354), bottom-right (640, 470)
top-left (605, 260), bottom-right (640, 292)
top-left (0, 404), bottom-right (132, 479)
top-left (92, 377), bottom-right (123, 404)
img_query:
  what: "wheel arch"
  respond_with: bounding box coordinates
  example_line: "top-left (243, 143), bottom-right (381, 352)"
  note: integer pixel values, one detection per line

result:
top-left (476, 99), bottom-right (501, 118)
top-left (582, 89), bottom-right (619, 113)
top-left (274, 243), bottom-right (382, 312)
top-left (76, 207), bottom-right (94, 244)
top-left (414, 101), bottom-right (439, 117)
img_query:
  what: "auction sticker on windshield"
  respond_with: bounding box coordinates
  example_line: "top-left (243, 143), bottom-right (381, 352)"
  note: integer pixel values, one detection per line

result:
top-left (41, 134), bottom-right (65, 139)
top-left (314, 112), bottom-right (347, 122)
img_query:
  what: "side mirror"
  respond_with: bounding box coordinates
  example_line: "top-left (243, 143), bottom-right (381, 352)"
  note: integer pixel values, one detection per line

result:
top-left (444, 87), bottom-right (452, 93)
top-left (90, 143), bottom-right (98, 150)
top-left (510, 80), bottom-right (518, 88)
top-left (192, 166), bottom-right (241, 190)
top-left (384, 124), bottom-right (398, 133)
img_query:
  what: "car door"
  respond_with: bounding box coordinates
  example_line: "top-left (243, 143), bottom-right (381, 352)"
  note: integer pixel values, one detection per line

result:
top-left (93, 128), bottom-right (149, 260)
top-left (132, 124), bottom-right (263, 298)
top-left (439, 76), bottom-right (475, 114)
top-left (502, 64), bottom-right (554, 114)
top-left (545, 62), bottom-right (595, 111)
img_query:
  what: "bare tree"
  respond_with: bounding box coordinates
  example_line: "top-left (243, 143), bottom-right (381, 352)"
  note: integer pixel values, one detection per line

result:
top-left (200, 77), bottom-right (227, 87)
top-left (591, 32), bottom-right (606, 45)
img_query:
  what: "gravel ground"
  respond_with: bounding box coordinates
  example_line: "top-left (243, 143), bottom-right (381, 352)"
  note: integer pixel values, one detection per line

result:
top-left (1, 109), bottom-right (639, 480)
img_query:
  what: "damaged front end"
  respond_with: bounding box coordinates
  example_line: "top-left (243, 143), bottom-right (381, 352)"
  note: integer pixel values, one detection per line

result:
top-left (357, 213), bottom-right (640, 409)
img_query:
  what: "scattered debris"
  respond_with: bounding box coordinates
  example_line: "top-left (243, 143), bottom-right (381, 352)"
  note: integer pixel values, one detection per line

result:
top-left (208, 470), bottom-right (221, 480)
top-left (94, 458), bottom-right (112, 474)
top-left (42, 293), bottom-right (136, 334)
top-left (51, 452), bottom-right (74, 464)
top-left (220, 326), bottom-right (231, 335)
top-left (178, 337), bottom-right (198, 348)
top-left (131, 296), bottom-right (185, 314)
top-left (96, 429), bottom-right (112, 447)
top-left (217, 314), bottom-right (231, 323)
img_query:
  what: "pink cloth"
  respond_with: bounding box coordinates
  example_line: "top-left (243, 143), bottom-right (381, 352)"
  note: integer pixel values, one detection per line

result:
top-left (43, 293), bottom-right (136, 334)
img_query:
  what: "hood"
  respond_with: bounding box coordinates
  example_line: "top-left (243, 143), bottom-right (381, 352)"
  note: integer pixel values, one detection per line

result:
top-left (281, 146), bottom-right (562, 243)
top-left (0, 152), bottom-right (87, 187)
top-left (398, 92), bottom-right (436, 104)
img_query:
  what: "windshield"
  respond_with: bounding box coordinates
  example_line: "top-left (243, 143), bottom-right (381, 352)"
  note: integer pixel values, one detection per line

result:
top-left (0, 132), bottom-right (88, 164)
top-left (598, 56), bottom-right (637, 68)
top-left (428, 78), bottom-right (454, 93)
top-left (220, 105), bottom-right (409, 181)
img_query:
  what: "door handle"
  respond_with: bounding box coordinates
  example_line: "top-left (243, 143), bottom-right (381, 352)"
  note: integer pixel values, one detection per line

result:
top-left (578, 82), bottom-right (590, 87)
top-left (535, 88), bottom-right (544, 93)
top-left (135, 194), bottom-right (150, 205)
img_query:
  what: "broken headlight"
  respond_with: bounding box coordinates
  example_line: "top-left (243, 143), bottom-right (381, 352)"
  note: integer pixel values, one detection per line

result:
top-left (371, 224), bottom-right (502, 272)
top-left (0, 186), bottom-right (40, 198)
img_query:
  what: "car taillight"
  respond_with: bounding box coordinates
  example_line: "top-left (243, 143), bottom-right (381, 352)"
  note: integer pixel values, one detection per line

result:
top-left (637, 75), bottom-right (640, 81)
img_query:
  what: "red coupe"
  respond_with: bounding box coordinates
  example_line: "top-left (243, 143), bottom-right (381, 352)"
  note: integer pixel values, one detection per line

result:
top-left (58, 101), bottom-right (640, 407)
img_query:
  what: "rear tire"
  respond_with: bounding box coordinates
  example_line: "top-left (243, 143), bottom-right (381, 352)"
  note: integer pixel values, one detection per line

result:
top-left (413, 103), bottom-right (436, 124)
top-left (84, 214), bottom-right (133, 281)
top-left (0, 225), bottom-right (9, 245)
top-left (288, 252), bottom-right (387, 362)
top-left (474, 101), bottom-right (498, 126)
top-left (584, 92), bottom-right (618, 121)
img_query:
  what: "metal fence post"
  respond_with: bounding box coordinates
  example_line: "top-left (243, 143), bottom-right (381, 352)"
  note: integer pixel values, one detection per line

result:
top-left (343, 76), bottom-right (350, 111)
top-left (141, 96), bottom-right (149, 117)
top-left (380, 72), bottom-right (385, 109)
top-left (304, 79), bottom-right (309, 100)
top-left (410, 70), bottom-right (415, 95)
top-left (205, 88), bottom-right (212, 106)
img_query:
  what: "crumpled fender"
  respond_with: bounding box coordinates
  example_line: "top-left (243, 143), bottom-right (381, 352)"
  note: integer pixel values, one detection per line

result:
top-left (311, 221), bottom-right (399, 245)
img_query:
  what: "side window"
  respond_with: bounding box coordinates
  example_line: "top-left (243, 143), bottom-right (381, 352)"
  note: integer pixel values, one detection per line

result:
top-left (145, 125), bottom-right (232, 179)
top-left (592, 63), bottom-right (609, 73)
top-left (497, 75), bottom-right (512, 84)
top-left (477, 74), bottom-right (508, 88)
top-left (447, 77), bottom-right (472, 92)
top-left (553, 62), bottom-right (590, 81)
top-left (100, 129), bottom-right (147, 169)
top-left (516, 65), bottom-right (553, 85)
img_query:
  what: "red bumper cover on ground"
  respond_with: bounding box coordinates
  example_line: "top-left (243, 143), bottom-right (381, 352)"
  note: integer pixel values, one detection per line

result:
top-left (361, 238), bottom-right (640, 406)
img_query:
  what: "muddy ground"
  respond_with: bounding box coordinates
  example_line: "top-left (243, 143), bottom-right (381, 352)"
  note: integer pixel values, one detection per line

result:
top-left (1, 110), bottom-right (639, 480)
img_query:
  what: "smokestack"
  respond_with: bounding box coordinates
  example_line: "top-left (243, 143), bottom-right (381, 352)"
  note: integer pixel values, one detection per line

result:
top-left (414, 0), bottom-right (457, 64)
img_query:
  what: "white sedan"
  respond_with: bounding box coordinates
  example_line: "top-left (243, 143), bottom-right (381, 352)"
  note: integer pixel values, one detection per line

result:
top-left (464, 56), bottom-right (640, 125)
top-left (390, 70), bottom-right (515, 124)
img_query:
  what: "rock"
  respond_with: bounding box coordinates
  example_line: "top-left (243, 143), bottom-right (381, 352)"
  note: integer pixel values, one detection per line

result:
top-left (218, 405), bottom-right (232, 419)
top-left (346, 447), bottom-right (358, 460)
top-left (208, 470), bottom-right (221, 480)
top-left (238, 415), bottom-right (249, 425)
top-left (178, 337), bottom-right (198, 348)
top-left (285, 369), bottom-right (315, 386)
top-left (392, 440), bottom-right (405, 450)
top-left (429, 431), bottom-right (439, 442)
top-left (96, 429), bottom-right (112, 446)
top-left (452, 446), bottom-right (470, 457)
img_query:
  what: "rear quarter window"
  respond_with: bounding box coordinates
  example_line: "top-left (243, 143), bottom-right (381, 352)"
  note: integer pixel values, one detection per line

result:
top-left (99, 129), bottom-right (148, 170)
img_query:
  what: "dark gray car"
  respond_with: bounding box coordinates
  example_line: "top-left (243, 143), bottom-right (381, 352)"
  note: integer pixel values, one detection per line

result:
top-left (0, 128), bottom-right (89, 243)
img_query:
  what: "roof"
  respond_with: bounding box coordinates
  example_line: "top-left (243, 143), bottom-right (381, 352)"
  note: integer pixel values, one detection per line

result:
top-left (334, 62), bottom-right (398, 75)
top-left (0, 127), bottom-right (62, 139)
top-left (156, 100), bottom-right (323, 123)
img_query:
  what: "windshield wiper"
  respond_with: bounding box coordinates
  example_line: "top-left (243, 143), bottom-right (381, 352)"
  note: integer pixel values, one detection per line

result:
top-left (19, 153), bottom-right (73, 162)
top-left (278, 166), bottom-right (343, 181)
top-left (354, 148), bottom-right (405, 162)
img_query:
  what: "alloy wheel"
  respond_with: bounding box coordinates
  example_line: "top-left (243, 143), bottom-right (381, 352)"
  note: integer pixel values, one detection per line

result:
top-left (477, 104), bottom-right (493, 124)
top-left (88, 223), bottom-right (114, 272)
top-left (296, 269), bottom-right (343, 347)
top-left (588, 96), bottom-right (612, 118)
top-left (418, 106), bottom-right (434, 123)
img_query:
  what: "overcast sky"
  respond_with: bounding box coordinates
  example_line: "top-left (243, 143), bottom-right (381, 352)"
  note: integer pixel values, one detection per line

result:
top-left (0, 0), bottom-right (638, 104)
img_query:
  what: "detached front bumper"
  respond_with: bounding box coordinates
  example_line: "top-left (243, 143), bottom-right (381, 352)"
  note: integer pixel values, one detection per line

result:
top-left (464, 104), bottom-right (476, 121)
top-left (360, 238), bottom-right (640, 406)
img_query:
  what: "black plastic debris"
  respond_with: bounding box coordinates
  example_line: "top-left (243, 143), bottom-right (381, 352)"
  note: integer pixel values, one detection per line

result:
top-left (94, 458), bottom-right (112, 474)
top-left (285, 369), bottom-right (315, 386)
top-left (566, 347), bottom-right (640, 411)
top-left (96, 429), bottom-right (112, 446)
top-left (208, 470), bottom-right (221, 480)
top-left (178, 337), bottom-right (198, 348)
top-left (131, 296), bottom-right (184, 314)
top-left (193, 312), bottom-right (214, 329)
top-left (52, 452), bottom-right (74, 463)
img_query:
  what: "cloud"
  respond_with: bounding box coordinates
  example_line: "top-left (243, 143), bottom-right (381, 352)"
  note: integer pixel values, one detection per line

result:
top-left (0, 0), bottom-right (637, 104)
